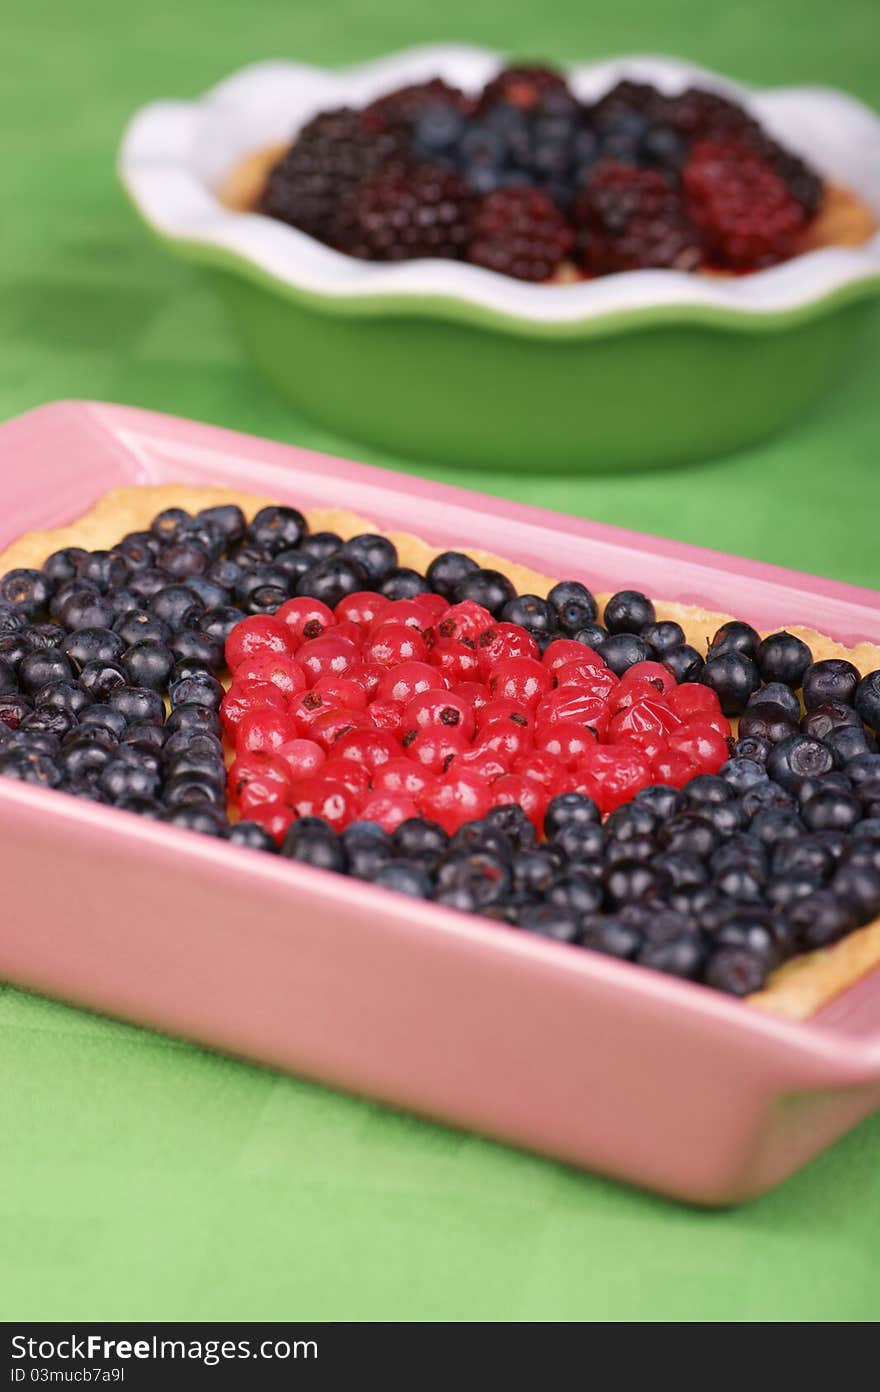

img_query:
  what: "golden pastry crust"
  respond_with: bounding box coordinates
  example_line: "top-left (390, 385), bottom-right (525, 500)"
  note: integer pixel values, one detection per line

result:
top-left (217, 145), bottom-right (878, 266)
top-left (3, 484), bottom-right (879, 1023)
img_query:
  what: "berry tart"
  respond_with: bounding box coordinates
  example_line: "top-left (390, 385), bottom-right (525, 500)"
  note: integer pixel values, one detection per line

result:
top-left (2, 485), bottom-right (879, 1023)
top-left (220, 63), bottom-right (877, 282)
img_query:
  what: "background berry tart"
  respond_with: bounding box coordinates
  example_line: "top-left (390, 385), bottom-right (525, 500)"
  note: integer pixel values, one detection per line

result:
top-left (219, 62), bottom-right (878, 281)
top-left (1, 485), bottom-right (879, 1022)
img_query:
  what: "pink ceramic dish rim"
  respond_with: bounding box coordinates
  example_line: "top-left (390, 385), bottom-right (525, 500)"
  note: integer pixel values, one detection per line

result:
top-left (1, 399), bottom-right (879, 1088)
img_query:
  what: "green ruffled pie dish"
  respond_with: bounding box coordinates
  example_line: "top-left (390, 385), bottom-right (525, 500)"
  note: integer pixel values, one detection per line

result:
top-left (119, 46), bottom-right (880, 472)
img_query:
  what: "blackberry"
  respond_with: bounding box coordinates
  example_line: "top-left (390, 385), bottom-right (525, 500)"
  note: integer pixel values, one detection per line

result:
top-left (683, 139), bottom-right (807, 269)
top-left (478, 64), bottom-right (571, 113)
top-left (261, 108), bottom-right (406, 246)
top-left (468, 187), bottom-right (574, 281)
top-left (343, 163), bottom-right (474, 261)
top-left (364, 80), bottom-right (470, 135)
top-left (574, 162), bottom-right (703, 273)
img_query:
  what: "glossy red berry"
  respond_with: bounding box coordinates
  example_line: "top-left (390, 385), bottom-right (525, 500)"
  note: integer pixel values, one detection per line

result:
top-left (277, 737), bottom-right (326, 781)
top-left (535, 687), bottom-right (611, 738)
top-left (477, 622), bottom-right (540, 677)
top-left (310, 706), bottom-right (372, 751)
top-left (401, 725), bottom-right (470, 773)
top-left (369, 598), bottom-right (434, 633)
top-left (577, 747), bottom-right (653, 814)
top-left (235, 706), bottom-right (297, 754)
top-left (226, 614), bottom-right (295, 671)
top-left (288, 777), bottom-right (355, 830)
top-left (543, 638), bottom-right (604, 672)
top-left (372, 757), bottom-right (439, 799)
top-left (364, 622), bottom-right (429, 670)
top-left (430, 638), bottom-right (481, 684)
top-left (221, 680), bottom-right (288, 735)
top-left (368, 698), bottom-right (405, 733)
top-left (235, 652), bottom-right (308, 699)
top-left (513, 750), bottom-right (566, 788)
top-left (334, 590), bottom-right (390, 628)
top-left (668, 722), bottom-right (730, 772)
top-left (488, 656), bottom-right (551, 709)
top-left (651, 748), bottom-right (699, 788)
top-left (534, 720), bottom-right (597, 768)
top-left (403, 688), bottom-right (476, 740)
top-left (416, 769), bottom-right (492, 834)
top-left (458, 746), bottom-right (511, 782)
top-left (376, 660), bottom-right (446, 704)
top-left (322, 757), bottom-right (372, 799)
top-left (275, 596), bottom-right (336, 646)
top-left (332, 728), bottom-right (401, 771)
top-left (297, 634), bottom-right (360, 683)
top-left (473, 717), bottom-right (533, 764)
top-left (230, 752), bottom-right (293, 815)
top-left (608, 698), bottom-right (681, 740)
top-left (666, 682), bottom-right (722, 722)
top-left (434, 600), bottom-right (495, 644)
top-left (358, 791), bottom-right (420, 833)
top-left (489, 773), bottom-right (548, 829)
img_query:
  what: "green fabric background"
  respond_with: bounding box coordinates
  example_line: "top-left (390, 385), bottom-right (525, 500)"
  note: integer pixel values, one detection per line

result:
top-left (2, 0), bottom-right (879, 1323)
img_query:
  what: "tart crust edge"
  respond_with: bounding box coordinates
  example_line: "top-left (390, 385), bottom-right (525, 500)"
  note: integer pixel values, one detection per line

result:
top-left (3, 481), bottom-right (878, 1024)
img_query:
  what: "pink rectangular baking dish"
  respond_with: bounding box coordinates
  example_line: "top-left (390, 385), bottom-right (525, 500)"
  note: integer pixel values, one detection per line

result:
top-left (1, 400), bottom-right (879, 1205)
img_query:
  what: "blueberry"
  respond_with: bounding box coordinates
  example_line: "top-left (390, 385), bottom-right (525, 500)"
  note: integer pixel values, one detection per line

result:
top-left (704, 946), bottom-right (768, 995)
top-left (637, 931), bottom-right (705, 980)
top-left (742, 783), bottom-right (795, 819)
top-left (78, 704), bottom-right (127, 739)
top-left (198, 606), bottom-right (247, 643)
top-left (449, 820), bottom-right (513, 863)
top-left (707, 620), bottom-right (761, 661)
top-left (572, 622), bottom-right (609, 650)
top-left (25, 623), bottom-right (67, 653)
top-left (207, 558), bottom-right (243, 589)
top-left (168, 671), bottom-right (224, 710)
top-left (653, 852), bottom-right (707, 890)
top-left (370, 861), bottom-right (434, 898)
top-left (197, 504), bottom-right (247, 544)
top-left (550, 821), bottom-right (605, 866)
top-left (109, 588), bottom-right (143, 619)
top-left (0, 746), bottom-right (62, 787)
top-left (344, 829), bottom-right (393, 880)
top-left (604, 861), bottom-right (667, 906)
top-left (557, 599), bottom-right (598, 636)
top-left (634, 784), bottom-right (682, 820)
top-left (426, 551), bottom-right (480, 599)
top-left (43, 547), bottom-right (87, 584)
top-left (75, 550), bottom-right (129, 592)
top-left (247, 506), bottom-right (308, 555)
top-left (755, 630), bottom-right (812, 687)
top-left (544, 791), bottom-right (601, 838)
top-left (701, 652), bottom-right (760, 715)
top-left (380, 568), bottom-right (431, 600)
top-left (0, 659), bottom-right (16, 694)
top-left (168, 629), bottom-right (225, 675)
top-left (0, 604), bottom-right (26, 635)
top-left (787, 889), bottom-right (859, 948)
top-left (832, 863), bottom-right (880, 918)
top-left (79, 660), bottom-right (127, 701)
top-left (484, 802), bottom-right (536, 850)
top-left (766, 734), bottom-right (834, 791)
top-left (747, 682), bottom-right (802, 723)
top-left (226, 821), bottom-right (278, 852)
top-left (737, 807), bottom-right (802, 852)
top-left (734, 735), bottom-right (771, 766)
top-left (34, 680), bottom-right (90, 717)
top-left (802, 658), bottom-right (860, 710)
top-left (855, 670), bottom-right (880, 731)
top-left (606, 834), bottom-right (655, 866)
top-left (64, 627), bottom-right (126, 669)
top-left (339, 534), bottom-right (398, 583)
top-left (17, 649), bottom-right (73, 695)
top-left (115, 532), bottom-right (159, 571)
top-left (501, 594), bottom-right (557, 636)
top-left (0, 692), bottom-right (33, 728)
top-left (659, 813), bottom-right (718, 858)
top-left (800, 702), bottom-right (862, 742)
top-left (162, 730), bottom-right (223, 762)
top-left (547, 872), bottom-right (603, 915)
top-left (120, 640), bottom-right (174, 693)
top-left (151, 585), bottom-right (203, 630)
top-left (59, 590), bottom-right (116, 630)
top-left (127, 569), bottom-right (168, 601)
top-left (297, 532), bottom-right (343, 563)
top-left (452, 568), bottom-right (516, 617)
top-left (99, 758), bottom-right (161, 802)
top-left (62, 734), bottom-right (115, 786)
top-left (107, 685), bottom-right (165, 727)
top-left (826, 726), bottom-right (877, 765)
top-left (720, 757), bottom-right (766, 794)
top-left (582, 916), bottom-right (642, 960)
top-left (605, 801), bottom-right (658, 841)
top-left (518, 903), bottom-right (581, 943)
top-left (547, 580), bottom-right (598, 624)
top-left (598, 633), bottom-right (653, 676)
top-left (164, 772), bottom-right (225, 808)
top-left (0, 569), bottom-right (52, 618)
top-left (282, 818), bottom-right (346, 871)
top-left (296, 557), bottom-right (368, 609)
top-left (391, 817), bottom-right (449, 866)
top-left (511, 847), bottom-right (561, 896)
top-left (123, 722), bottom-right (166, 753)
top-left (603, 590), bottom-right (655, 635)
top-left (162, 804), bottom-right (228, 836)
top-left (641, 620), bottom-right (685, 656)
top-left (738, 701), bottom-right (799, 745)
top-left (180, 576), bottom-right (230, 611)
top-left (151, 508), bottom-right (191, 542)
top-left (435, 850), bottom-right (511, 908)
top-left (114, 610), bottom-right (173, 647)
top-left (164, 703), bottom-right (221, 738)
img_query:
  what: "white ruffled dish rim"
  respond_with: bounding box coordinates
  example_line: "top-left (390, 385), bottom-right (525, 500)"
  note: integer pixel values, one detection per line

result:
top-left (119, 44), bottom-right (880, 328)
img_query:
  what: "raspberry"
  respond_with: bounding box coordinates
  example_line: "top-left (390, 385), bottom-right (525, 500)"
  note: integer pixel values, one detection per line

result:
top-left (343, 164), bottom-right (474, 261)
top-left (574, 162), bottom-right (703, 273)
top-left (479, 64), bottom-right (571, 113)
top-left (682, 139), bottom-right (807, 269)
top-left (664, 86), bottom-right (753, 139)
top-left (468, 187), bottom-right (575, 281)
top-left (363, 80), bottom-right (471, 135)
top-left (260, 108), bottom-right (405, 246)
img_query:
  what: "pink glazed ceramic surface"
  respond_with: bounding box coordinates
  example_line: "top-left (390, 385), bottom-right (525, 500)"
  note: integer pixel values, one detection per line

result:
top-left (1, 401), bottom-right (879, 1205)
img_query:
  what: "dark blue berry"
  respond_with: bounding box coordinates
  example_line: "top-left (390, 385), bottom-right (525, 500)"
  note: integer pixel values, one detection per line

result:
top-left (390, 817), bottom-right (448, 866)
top-left (114, 610), bottom-right (173, 647)
top-left (248, 506), bottom-right (308, 555)
top-left (641, 620), bottom-right (685, 656)
top-left (518, 903), bottom-right (581, 943)
top-left (547, 580), bottom-right (597, 624)
top-left (452, 568), bottom-right (516, 617)
top-left (198, 605), bottom-right (247, 643)
top-left (704, 946), bottom-right (767, 995)
top-left (370, 861), bottom-right (434, 898)
top-left (544, 791), bottom-right (600, 839)
top-left (18, 649), bottom-right (73, 695)
top-left (107, 685), bottom-right (165, 727)
top-left (121, 640), bottom-right (175, 693)
top-left (603, 590), bottom-right (655, 635)
top-left (426, 551), bottom-right (480, 599)
top-left (738, 701), bottom-right (799, 745)
top-left (296, 557), bottom-right (368, 609)
top-left (380, 568), bottom-right (431, 600)
top-left (572, 622), bottom-right (609, 650)
top-left (162, 804), bottom-right (227, 836)
top-left (435, 850), bottom-right (511, 909)
top-left (501, 594), bottom-right (556, 636)
top-left (339, 534), bottom-right (398, 583)
top-left (282, 818), bottom-right (346, 872)
top-left (598, 633), bottom-right (653, 675)
top-left (854, 670), bottom-right (880, 731)
top-left (168, 629), bottom-right (225, 675)
top-left (755, 630), bottom-right (812, 687)
top-left (197, 504), bottom-right (247, 544)
top-left (226, 820), bottom-right (278, 852)
top-left (0, 569), bottom-right (52, 617)
top-left (747, 682), bottom-right (802, 723)
top-left (64, 627), bottom-right (126, 669)
top-left (701, 652), bottom-right (760, 715)
top-left (802, 658), bottom-right (860, 710)
top-left (151, 585), bottom-right (203, 629)
top-left (766, 734), bottom-right (834, 791)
